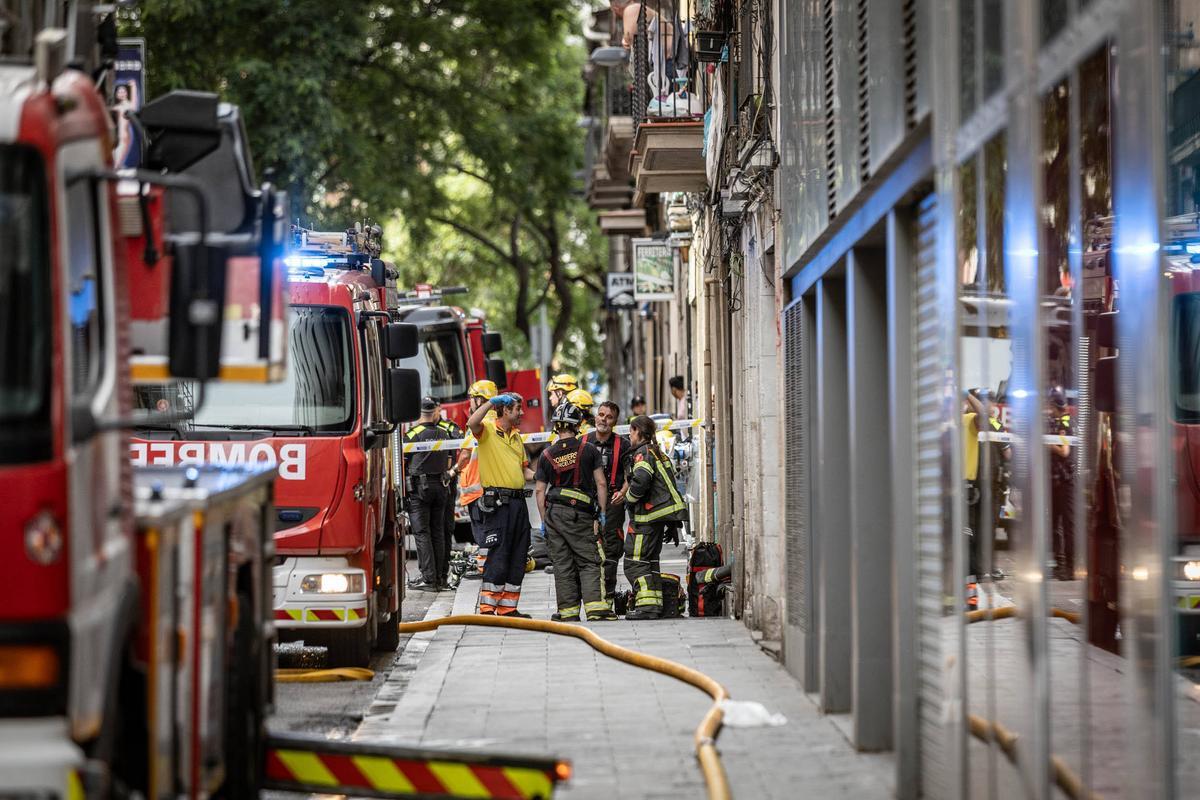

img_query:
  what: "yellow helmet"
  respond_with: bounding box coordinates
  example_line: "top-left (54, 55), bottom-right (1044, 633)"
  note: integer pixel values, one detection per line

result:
top-left (468, 379), bottom-right (498, 400)
top-left (566, 388), bottom-right (594, 411)
top-left (547, 373), bottom-right (578, 393)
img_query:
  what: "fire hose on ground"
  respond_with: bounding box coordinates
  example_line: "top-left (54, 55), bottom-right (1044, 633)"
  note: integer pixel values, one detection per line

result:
top-left (398, 613), bottom-right (733, 800)
top-left (964, 604), bottom-right (1099, 800)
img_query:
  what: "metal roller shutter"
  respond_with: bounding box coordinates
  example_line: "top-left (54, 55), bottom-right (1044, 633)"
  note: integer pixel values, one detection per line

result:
top-left (912, 192), bottom-right (947, 796)
top-left (783, 300), bottom-right (809, 634)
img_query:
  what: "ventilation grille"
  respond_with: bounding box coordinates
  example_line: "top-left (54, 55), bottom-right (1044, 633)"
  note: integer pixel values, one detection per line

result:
top-left (902, 0), bottom-right (919, 128)
top-left (913, 193), bottom-right (947, 795)
top-left (855, 0), bottom-right (871, 180)
top-left (784, 300), bottom-right (809, 631)
top-left (822, 0), bottom-right (837, 219)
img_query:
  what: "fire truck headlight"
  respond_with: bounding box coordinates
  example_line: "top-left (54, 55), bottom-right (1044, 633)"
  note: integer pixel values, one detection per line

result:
top-left (1183, 561), bottom-right (1200, 581)
top-left (0, 644), bottom-right (60, 689)
top-left (300, 573), bottom-right (364, 594)
top-left (24, 511), bottom-right (63, 566)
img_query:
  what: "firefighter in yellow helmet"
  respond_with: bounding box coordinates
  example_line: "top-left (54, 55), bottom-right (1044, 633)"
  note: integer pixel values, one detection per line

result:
top-left (566, 388), bottom-right (595, 436)
top-left (546, 373), bottom-right (579, 413)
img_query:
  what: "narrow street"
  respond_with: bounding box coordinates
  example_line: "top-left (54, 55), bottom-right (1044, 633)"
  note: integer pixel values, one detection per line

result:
top-left (272, 544), bottom-right (892, 800)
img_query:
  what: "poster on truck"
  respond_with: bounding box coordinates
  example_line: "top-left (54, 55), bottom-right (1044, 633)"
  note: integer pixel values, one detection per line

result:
top-left (110, 38), bottom-right (145, 168)
top-left (631, 238), bottom-right (674, 301)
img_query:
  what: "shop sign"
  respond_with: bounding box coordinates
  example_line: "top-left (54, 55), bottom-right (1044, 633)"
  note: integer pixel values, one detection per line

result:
top-left (631, 238), bottom-right (674, 301)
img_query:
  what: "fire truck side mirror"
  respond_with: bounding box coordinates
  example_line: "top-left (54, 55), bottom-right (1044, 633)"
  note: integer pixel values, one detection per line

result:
top-left (385, 368), bottom-right (422, 423)
top-left (383, 323), bottom-right (419, 360)
top-left (481, 332), bottom-right (503, 354)
top-left (486, 358), bottom-right (508, 389)
top-left (1094, 356), bottom-right (1117, 414)
top-left (168, 242), bottom-right (229, 380)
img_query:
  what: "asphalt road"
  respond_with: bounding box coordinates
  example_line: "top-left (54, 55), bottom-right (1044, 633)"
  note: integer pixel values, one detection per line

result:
top-left (266, 558), bottom-right (439, 740)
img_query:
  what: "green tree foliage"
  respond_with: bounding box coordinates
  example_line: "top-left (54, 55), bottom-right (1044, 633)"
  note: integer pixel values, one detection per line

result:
top-left (123, 1), bottom-right (607, 365)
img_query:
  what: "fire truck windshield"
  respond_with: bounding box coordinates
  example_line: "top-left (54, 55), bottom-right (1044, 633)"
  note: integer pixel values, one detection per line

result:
top-left (1174, 292), bottom-right (1200, 423)
top-left (136, 306), bottom-right (355, 432)
top-left (0, 145), bottom-right (52, 464)
top-left (397, 327), bottom-right (469, 403)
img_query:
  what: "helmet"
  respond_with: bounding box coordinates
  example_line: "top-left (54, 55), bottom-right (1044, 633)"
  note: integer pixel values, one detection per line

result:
top-left (551, 402), bottom-right (585, 428)
top-left (469, 379), bottom-right (498, 400)
top-left (566, 388), bottom-right (594, 411)
top-left (547, 373), bottom-right (579, 393)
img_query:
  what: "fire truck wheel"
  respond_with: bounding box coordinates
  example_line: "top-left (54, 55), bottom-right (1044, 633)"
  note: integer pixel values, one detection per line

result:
top-left (325, 624), bottom-right (372, 668)
top-left (376, 610), bottom-right (401, 651)
top-left (224, 590), bottom-right (264, 799)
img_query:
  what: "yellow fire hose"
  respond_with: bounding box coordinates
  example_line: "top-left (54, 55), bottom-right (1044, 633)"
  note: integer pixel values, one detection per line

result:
top-left (964, 605), bottom-right (1099, 799)
top-left (275, 667), bottom-right (376, 683)
top-left (398, 613), bottom-right (732, 800)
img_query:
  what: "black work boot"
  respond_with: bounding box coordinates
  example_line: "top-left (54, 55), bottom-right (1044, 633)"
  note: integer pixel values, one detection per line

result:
top-left (625, 608), bottom-right (662, 621)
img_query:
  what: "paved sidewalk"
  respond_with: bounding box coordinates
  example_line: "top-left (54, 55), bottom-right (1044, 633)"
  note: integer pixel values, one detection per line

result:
top-left (356, 549), bottom-right (894, 799)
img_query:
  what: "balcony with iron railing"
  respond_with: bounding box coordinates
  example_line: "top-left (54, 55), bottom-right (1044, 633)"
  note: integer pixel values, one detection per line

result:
top-left (627, 0), bottom-right (709, 195)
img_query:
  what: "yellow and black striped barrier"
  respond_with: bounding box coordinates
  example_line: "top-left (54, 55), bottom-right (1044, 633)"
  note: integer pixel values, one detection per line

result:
top-left (262, 732), bottom-right (569, 799)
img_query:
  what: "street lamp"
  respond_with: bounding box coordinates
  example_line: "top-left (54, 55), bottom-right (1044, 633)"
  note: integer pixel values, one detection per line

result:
top-left (589, 46), bottom-right (629, 68)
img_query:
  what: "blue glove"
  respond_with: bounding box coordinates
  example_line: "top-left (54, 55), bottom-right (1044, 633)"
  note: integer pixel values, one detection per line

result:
top-left (599, 512), bottom-right (607, 527)
top-left (540, 523), bottom-right (546, 535)
top-left (489, 393), bottom-right (515, 408)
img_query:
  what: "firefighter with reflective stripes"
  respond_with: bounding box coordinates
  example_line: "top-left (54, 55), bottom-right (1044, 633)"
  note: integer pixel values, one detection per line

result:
top-left (468, 391), bottom-right (534, 616)
top-left (585, 400), bottom-right (631, 602)
top-left (565, 388), bottom-right (595, 436)
top-left (456, 380), bottom-right (498, 577)
top-left (405, 397), bottom-right (456, 591)
top-left (534, 402), bottom-right (615, 621)
top-left (623, 415), bottom-right (687, 620)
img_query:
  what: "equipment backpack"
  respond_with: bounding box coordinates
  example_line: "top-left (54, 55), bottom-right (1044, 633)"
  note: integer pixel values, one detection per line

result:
top-left (687, 542), bottom-right (724, 617)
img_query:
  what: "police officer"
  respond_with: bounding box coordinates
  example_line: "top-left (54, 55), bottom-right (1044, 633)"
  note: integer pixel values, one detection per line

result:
top-left (624, 415), bottom-right (687, 620)
top-left (404, 397), bottom-right (455, 591)
top-left (438, 410), bottom-right (464, 551)
top-left (627, 395), bottom-right (647, 424)
top-left (534, 402), bottom-right (615, 622)
top-left (1047, 387), bottom-right (1075, 581)
top-left (565, 388), bottom-right (595, 436)
top-left (586, 400), bottom-right (631, 603)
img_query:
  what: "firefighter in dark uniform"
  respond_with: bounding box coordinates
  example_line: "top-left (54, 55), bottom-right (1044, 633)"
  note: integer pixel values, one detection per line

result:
top-left (624, 415), bottom-right (687, 620)
top-left (1047, 387), bottom-right (1075, 581)
top-left (437, 412), bottom-right (464, 549)
top-left (404, 397), bottom-right (454, 591)
top-left (585, 400), bottom-right (632, 603)
top-left (534, 402), bottom-right (615, 622)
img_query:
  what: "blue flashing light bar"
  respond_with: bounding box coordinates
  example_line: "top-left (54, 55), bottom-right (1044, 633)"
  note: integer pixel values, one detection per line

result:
top-left (285, 255), bottom-right (333, 269)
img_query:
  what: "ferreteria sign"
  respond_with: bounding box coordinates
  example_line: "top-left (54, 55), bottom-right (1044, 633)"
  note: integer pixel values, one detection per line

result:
top-left (631, 238), bottom-right (674, 301)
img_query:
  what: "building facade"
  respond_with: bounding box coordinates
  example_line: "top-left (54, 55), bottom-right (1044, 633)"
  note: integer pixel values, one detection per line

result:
top-left (581, 1), bottom-right (1197, 796)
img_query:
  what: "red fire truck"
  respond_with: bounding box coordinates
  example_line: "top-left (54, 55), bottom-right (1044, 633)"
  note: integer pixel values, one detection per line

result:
top-left (0, 7), bottom-right (567, 797)
top-left (133, 225), bottom-right (421, 667)
top-left (393, 284), bottom-right (546, 432)
top-left (0, 9), bottom-right (291, 794)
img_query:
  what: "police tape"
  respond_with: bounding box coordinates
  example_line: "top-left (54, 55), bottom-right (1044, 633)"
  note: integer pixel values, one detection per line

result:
top-left (978, 431), bottom-right (1080, 445)
top-left (401, 418), bottom-right (706, 453)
